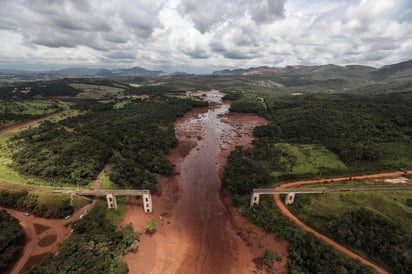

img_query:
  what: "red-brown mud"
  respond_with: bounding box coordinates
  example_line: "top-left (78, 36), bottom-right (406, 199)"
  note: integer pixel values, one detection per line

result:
top-left (121, 91), bottom-right (289, 274)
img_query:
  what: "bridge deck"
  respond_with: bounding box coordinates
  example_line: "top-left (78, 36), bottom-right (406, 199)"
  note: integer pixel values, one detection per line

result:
top-left (253, 186), bottom-right (412, 195)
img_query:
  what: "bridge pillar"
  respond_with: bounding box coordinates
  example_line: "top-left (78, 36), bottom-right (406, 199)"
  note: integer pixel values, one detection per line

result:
top-left (250, 192), bottom-right (260, 207)
top-left (106, 194), bottom-right (118, 209)
top-left (142, 193), bottom-right (153, 213)
top-left (285, 192), bottom-right (296, 205)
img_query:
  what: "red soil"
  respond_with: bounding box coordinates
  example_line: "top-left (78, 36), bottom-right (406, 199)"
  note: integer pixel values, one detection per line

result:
top-left (120, 91), bottom-right (289, 274)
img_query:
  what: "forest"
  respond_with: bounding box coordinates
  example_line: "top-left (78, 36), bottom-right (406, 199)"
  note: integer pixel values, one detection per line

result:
top-left (223, 90), bottom-right (412, 272)
top-left (11, 96), bottom-right (207, 191)
top-left (0, 210), bottom-right (25, 274)
top-left (0, 188), bottom-right (83, 218)
top-left (243, 197), bottom-right (375, 273)
top-left (288, 194), bottom-right (412, 273)
top-left (23, 202), bottom-right (138, 274)
top-left (225, 92), bottom-right (412, 199)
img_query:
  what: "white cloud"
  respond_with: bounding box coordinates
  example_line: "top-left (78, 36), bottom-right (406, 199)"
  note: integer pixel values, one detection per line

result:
top-left (0, 0), bottom-right (411, 72)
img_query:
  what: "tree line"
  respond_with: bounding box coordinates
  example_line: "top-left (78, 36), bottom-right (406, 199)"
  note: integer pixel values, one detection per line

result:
top-left (0, 210), bottom-right (25, 274)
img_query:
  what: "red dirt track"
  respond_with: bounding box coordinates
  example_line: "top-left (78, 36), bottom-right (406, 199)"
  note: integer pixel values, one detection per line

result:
top-left (272, 171), bottom-right (412, 274)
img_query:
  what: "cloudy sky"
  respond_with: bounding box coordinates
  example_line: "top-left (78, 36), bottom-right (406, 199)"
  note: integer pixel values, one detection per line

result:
top-left (0, 0), bottom-right (412, 73)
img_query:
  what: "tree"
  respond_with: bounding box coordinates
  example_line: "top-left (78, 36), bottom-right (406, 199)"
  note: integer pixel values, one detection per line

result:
top-left (145, 220), bottom-right (157, 236)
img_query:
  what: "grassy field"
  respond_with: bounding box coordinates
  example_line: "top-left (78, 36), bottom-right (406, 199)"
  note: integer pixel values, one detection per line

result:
top-left (0, 107), bottom-right (85, 187)
top-left (98, 196), bottom-right (128, 224)
top-left (113, 100), bottom-right (130, 109)
top-left (292, 191), bottom-right (412, 230)
top-left (0, 133), bottom-right (55, 186)
top-left (98, 172), bottom-right (118, 189)
top-left (0, 100), bottom-right (63, 128)
top-left (7, 101), bottom-right (60, 116)
top-left (70, 83), bottom-right (125, 99)
top-left (271, 143), bottom-right (347, 177)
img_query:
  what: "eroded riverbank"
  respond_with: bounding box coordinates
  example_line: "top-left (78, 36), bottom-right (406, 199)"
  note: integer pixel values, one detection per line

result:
top-left (121, 91), bottom-right (288, 273)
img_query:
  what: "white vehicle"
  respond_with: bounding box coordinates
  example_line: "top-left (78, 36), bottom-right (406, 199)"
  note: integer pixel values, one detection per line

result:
top-left (64, 215), bottom-right (71, 219)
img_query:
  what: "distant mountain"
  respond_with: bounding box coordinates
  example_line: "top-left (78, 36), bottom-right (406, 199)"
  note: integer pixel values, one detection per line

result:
top-left (49, 67), bottom-right (113, 76)
top-left (212, 64), bottom-right (376, 78)
top-left (112, 66), bottom-right (165, 77)
top-left (373, 59), bottom-right (412, 79)
top-left (212, 60), bottom-right (412, 88)
top-left (0, 66), bottom-right (167, 78)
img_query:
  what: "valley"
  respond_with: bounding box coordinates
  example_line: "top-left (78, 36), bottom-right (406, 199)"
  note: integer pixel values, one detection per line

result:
top-left (1, 62), bottom-right (412, 273)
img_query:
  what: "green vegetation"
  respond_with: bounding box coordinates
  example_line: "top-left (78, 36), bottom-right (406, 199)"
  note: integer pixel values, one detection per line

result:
top-left (0, 210), bottom-right (25, 274)
top-left (229, 94), bottom-right (267, 115)
top-left (145, 219), bottom-right (157, 235)
top-left (0, 100), bottom-right (63, 128)
top-left (70, 83), bottom-right (125, 99)
top-left (104, 197), bottom-right (128, 224)
top-left (24, 203), bottom-right (139, 274)
top-left (263, 249), bottom-right (281, 272)
top-left (289, 192), bottom-right (412, 273)
top-left (244, 197), bottom-right (375, 273)
top-left (223, 89), bottom-right (412, 273)
top-left (225, 92), bottom-right (412, 201)
top-left (270, 143), bottom-right (347, 177)
top-left (0, 188), bottom-right (89, 218)
top-left (10, 97), bottom-right (207, 191)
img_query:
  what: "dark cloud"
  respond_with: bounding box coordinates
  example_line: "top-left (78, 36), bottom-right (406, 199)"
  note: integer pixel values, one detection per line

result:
top-left (223, 50), bottom-right (258, 60)
top-left (120, 1), bottom-right (165, 38)
top-left (178, 0), bottom-right (228, 33)
top-left (104, 51), bottom-right (136, 60)
top-left (183, 47), bottom-right (210, 59)
top-left (248, 0), bottom-right (286, 24)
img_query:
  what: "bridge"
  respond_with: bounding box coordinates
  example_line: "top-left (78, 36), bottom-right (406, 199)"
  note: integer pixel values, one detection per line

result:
top-left (0, 182), bottom-right (153, 213)
top-left (75, 189), bottom-right (152, 212)
top-left (50, 189), bottom-right (153, 212)
top-left (250, 185), bottom-right (412, 207)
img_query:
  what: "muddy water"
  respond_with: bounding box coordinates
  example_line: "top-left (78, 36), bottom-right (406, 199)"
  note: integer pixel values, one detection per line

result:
top-left (174, 93), bottom-right (252, 273)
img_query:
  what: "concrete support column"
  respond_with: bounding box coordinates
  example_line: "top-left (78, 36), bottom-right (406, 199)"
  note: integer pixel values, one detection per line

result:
top-left (106, 194), bottom-right (118, 209)
top-left (250, 192), bottom-right (260, 207)
top-left (285, 192), bottom-right (296, 205)
top-left (142, 193), bottom-right (153, 213)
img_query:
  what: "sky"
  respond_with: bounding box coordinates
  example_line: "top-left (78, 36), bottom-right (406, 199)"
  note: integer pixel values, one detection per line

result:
top-left (0, 0), bottom-right (412, 73)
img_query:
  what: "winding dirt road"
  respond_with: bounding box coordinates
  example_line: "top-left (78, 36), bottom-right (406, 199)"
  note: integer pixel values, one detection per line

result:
top-left (272, 171), bottom-right (412, 274)
top-left (2, 202), bottom-right (94, 274)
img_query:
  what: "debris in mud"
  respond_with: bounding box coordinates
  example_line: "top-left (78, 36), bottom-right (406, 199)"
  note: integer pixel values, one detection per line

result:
top-left (160, 212), bottom-right (170, 218)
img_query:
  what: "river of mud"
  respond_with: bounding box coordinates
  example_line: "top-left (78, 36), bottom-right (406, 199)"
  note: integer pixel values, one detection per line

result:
top-left (121, 90), bottom-right (288, 274)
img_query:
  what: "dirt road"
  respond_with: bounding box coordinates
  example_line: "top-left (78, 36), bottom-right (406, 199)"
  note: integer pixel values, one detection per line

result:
top-left (3, 202), bottom-right (94, 274)
top-left (271, 172), bottom-right (410, 274)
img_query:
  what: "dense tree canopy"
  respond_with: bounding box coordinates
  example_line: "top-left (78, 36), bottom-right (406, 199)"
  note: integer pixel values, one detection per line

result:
top-left (11, 97), bottom-right (207, 191)
top-left (0, 210), bottom-right (25, 274)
